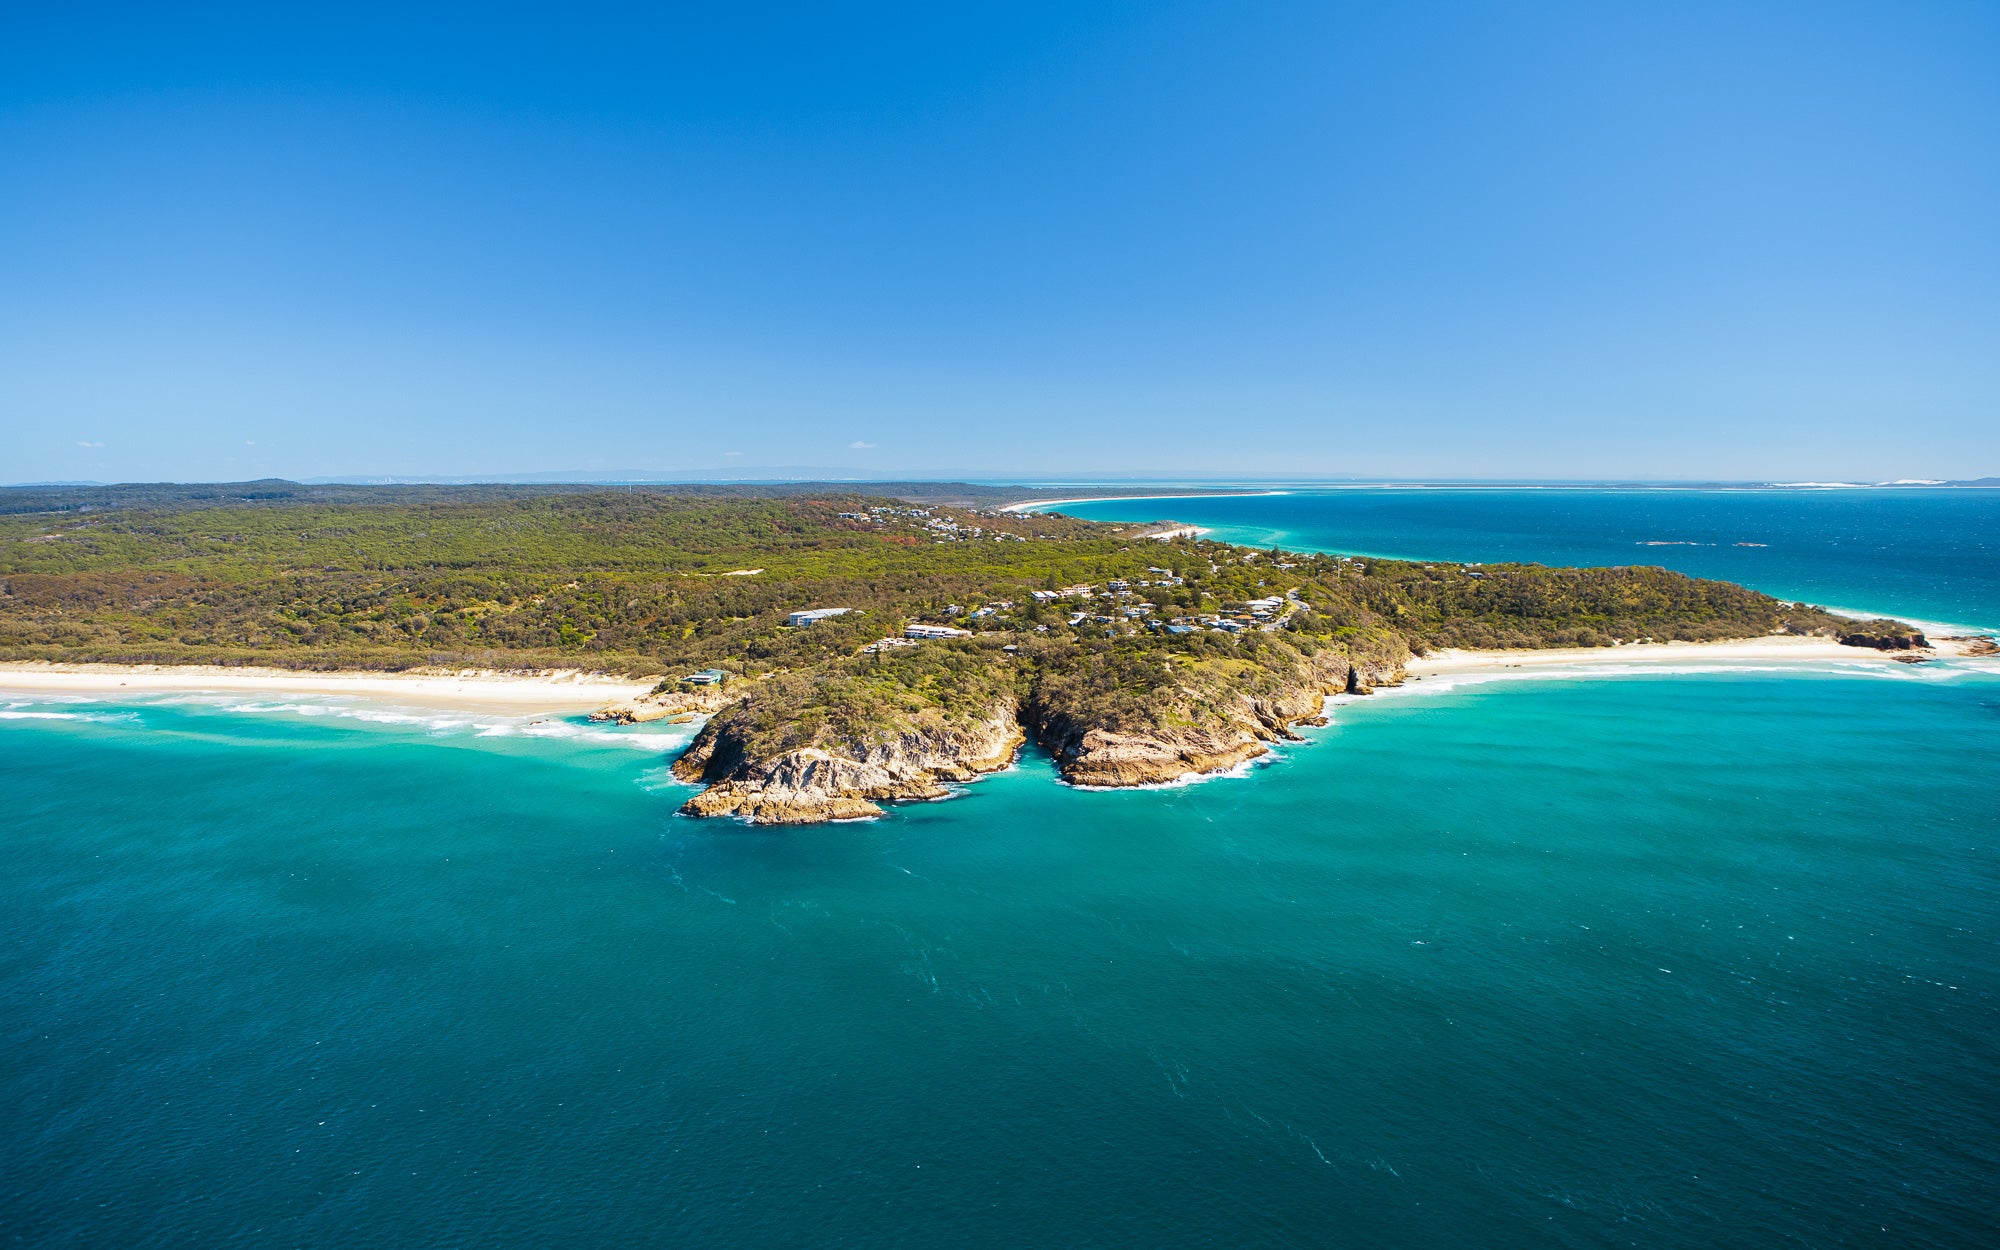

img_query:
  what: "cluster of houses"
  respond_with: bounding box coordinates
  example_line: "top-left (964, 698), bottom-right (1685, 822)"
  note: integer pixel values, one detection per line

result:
top-left (835, 505), bottom-right (1027, 543)
top-left (859, 621), bottom-right (973, 651)
top-left (1107, 586), bottom-right (1307, 638)
top-left (1171, 593), bottom-right (1299, 634)
top-left (687, 549), bottom-right (1345, 690)
top-left (1028, 571), bottom-right (1186, 609)
top-left (918, 514), bottom-right (1027, 543)
top-left (1019, 573), bottom-right (1302, 638)
top-left (903, 623), bottom-right (972, 640)
top-left (750, 573), bottom-right (1309, 686)
top-left (1029, 586), bottom-right (1092, 603)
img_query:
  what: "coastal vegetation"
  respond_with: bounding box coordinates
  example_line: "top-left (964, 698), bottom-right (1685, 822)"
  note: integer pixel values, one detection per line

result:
top-left (1, 484), bottom-right (1886, 819)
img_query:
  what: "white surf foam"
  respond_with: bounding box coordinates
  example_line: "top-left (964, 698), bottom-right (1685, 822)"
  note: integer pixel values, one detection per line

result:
top-left (0, 699), bottom-right (141, 724)
top-left (20, 689), bottom-right (701, 754)
top-left (1063, 745), bottom-right (1282, 792)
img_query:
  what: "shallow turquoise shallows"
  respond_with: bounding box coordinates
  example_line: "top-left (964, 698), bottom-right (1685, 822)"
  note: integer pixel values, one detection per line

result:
top-left (5, 491), bottom-right (1998, 1248)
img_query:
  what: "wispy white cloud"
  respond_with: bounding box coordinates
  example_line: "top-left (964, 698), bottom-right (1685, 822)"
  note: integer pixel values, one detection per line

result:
top-left (77, 440), bottom-right (104, 448)
top-left (850, 440), bottom-right (876, 449)
top-left (723, 450), bottom-right (743, 457)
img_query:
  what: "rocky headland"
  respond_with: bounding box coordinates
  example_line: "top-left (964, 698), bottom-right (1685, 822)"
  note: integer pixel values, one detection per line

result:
top-left (657, 612), bottom-right (1984, 825)
top-left (664, 633), bottom-right (1411, 822)
top-left (671, 698), bottom-right (1023, 823)
top-left (2, 484), bottom-right (1962, 827)
top-left (1023, 643), bottom-right (1406, 788)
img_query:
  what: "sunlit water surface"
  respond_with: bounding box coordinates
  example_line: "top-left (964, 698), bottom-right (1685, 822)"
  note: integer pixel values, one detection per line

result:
top-left (4, 490), bottom-right (1997, 1248)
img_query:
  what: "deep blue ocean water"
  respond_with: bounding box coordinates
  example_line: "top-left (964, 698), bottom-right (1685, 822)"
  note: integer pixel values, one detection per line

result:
top-left (4, 491), bottom-right (1997, 1248)
top-left (1058, 488), bottom-right (2000, 633)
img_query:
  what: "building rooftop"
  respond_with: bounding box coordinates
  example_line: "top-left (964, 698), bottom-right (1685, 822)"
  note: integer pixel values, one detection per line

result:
top-left (787, 607), bottom-right (853, 626)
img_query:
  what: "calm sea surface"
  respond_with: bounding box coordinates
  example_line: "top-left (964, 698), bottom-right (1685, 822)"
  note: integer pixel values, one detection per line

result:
top-left (1059, 487), bottom-right (2000, 633)
top-left (4, 491), bottom-right (1997, 1248)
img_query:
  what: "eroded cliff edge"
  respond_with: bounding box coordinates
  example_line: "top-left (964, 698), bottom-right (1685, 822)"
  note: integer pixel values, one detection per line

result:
top-left (672, 697), bottom-right (1023, 824)
top-left (1022, 634), bottom-right (1408, 788)
top-left (667, 651), bottom-right (1025, 823)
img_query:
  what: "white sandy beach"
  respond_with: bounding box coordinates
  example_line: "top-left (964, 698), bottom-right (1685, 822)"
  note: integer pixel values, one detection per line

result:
top-left (1407, 633), bottom-right (1993, 678)
top-left (2, 635), bottom-right (1991, 717)
top-left (998, 490), bottom-right (1285, 513)
top-left (0, 663), bottom-right (655, 715)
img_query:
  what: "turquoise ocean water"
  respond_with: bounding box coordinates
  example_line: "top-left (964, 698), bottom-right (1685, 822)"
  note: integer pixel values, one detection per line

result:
top-left (1057, 487), bottom-right (2000, 633)
top-left (4, 491), bottom-right (1997, 1247)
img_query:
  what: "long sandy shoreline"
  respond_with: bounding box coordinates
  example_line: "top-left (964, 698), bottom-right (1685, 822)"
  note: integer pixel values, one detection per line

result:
top-left (999, 491), bottom-right (1286, 514)
top-left (1407, 633), bottom-right (1994, 678)
top-left (4, 633), bottom-right (1991, 719)
top-left (0, 662), bottom-right (655, 714)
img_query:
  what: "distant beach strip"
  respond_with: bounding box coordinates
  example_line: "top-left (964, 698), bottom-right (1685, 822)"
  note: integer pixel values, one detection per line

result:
top-left (997, 490), bottom-right (1288, 514)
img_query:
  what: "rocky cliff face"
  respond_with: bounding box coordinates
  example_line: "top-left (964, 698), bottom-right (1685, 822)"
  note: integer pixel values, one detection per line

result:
top-left (671, 701), bottom-right (1023, 824)
top-left (666, 637), bottom-right (1411, 824)
top-left (1033, 723), bottom-right (1269, 788)
top-left (1344, 645), bottom-right (1408, 694)
top-left (1026, 642), bottom-right (1407, 789)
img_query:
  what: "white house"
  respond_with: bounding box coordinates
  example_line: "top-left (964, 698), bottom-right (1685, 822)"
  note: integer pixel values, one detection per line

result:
top-left (788, 608), bottom-right (853, 627)
top-left (904, 623), bottom-right (972, 640)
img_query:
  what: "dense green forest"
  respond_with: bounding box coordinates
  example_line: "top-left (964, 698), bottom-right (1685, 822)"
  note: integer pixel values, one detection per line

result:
top-left (0, 488), bottom-right (1863, 679)
top-left (0, 477), bottom-right (1243, 516)
top-left (6, 486), bottom-right (1905, 790)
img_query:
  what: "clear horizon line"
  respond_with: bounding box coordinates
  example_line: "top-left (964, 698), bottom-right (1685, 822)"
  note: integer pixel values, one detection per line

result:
top-left (7, 472), bottom-right (1994, 491)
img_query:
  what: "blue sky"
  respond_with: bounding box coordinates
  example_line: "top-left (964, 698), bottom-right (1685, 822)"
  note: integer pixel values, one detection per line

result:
top-left (3, 1), bottom-right (1995, 483)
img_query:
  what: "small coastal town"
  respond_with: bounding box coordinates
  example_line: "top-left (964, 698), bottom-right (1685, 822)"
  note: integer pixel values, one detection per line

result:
top-left (837, 504), bottom-right (1030, 542)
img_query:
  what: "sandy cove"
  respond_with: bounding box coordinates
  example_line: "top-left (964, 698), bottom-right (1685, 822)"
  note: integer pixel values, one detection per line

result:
top-left (0, 662), bottom-right (655, 715)
top-left (1407, 633), bottom-right (1995, 679)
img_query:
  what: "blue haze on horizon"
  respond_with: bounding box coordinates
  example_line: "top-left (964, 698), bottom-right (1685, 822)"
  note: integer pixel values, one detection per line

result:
top-left (2, 2), bottom-right (1996, 485)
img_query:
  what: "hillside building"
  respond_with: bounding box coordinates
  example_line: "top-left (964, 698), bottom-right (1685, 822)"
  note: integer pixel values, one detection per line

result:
top-left (787, 608), bottom-right (853, 627)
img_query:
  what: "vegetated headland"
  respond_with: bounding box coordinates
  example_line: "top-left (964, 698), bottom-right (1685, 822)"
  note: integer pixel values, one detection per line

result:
top-left (0, 481), bottom-right (1964, 824)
